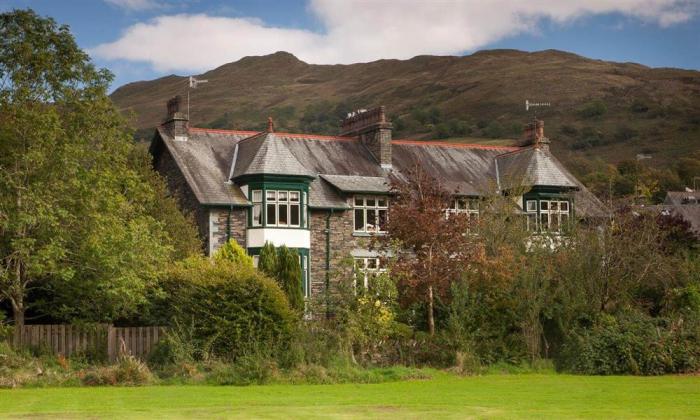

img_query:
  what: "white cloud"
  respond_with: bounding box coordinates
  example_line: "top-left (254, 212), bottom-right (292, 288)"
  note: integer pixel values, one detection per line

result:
top-left (104, 0), bottom-right (164, 12)
top-left (92, 0), bottom-right (698, 73)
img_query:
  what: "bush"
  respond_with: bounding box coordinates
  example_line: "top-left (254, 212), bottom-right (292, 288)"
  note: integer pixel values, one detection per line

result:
top-left (557, 311), bottom-right (700, 375)
top-left (82, 355), bottom-right (154, 386)
top-left (158, 256), bottom-right (295, 361)
top-left (578, 100), bottom-right (607, 119)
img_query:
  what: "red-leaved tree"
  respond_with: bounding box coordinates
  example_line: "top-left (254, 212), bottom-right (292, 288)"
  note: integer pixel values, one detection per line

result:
top-left (376, 163), bottom-right (480, 335)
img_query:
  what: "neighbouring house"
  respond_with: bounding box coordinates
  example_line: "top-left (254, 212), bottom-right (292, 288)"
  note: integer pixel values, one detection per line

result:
top-left (637, 190), bottom-right (700, 238)
top-left (149, 96), bottom-right (606, 297)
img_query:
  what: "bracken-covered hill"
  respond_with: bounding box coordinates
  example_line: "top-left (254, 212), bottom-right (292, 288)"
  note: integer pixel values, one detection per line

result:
top-left (111, 49), bottom-right (700, 169)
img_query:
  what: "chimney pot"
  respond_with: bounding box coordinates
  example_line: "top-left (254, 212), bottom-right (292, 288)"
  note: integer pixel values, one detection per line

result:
top-left (163, 95), bottom-right (189, 141)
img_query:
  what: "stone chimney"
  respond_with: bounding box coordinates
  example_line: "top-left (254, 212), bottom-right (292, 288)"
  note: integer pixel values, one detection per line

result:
top-left (162, 96), bottom-right (188, 141)
top-left (519, 118), bottom-right (549, 150)
top-left (340, 106), bottom-right (393, 169)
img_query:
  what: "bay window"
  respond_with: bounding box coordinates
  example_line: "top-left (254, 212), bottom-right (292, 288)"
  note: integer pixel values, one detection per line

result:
top-left (525, 199), bottom-right (570, 233)
top-left (353, 195), bottom-right (388, 233)
top-left (250, 188), bottom-right (304, 228)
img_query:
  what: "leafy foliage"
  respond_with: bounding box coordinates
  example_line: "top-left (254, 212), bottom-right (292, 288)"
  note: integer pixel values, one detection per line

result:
top-left (213, 238), bottom-right (253, 268)
top-left (157, 256), bottom-right (295, 361)
top-left (0, 9), bottom-right (196, 325)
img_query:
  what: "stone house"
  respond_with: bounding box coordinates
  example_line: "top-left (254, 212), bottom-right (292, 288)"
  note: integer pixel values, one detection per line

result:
top-left (149, 96), bottom-right (606, 297)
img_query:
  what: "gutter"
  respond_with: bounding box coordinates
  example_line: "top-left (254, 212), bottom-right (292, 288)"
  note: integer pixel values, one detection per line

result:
top-left (325, 209), bottom-right (334, 318)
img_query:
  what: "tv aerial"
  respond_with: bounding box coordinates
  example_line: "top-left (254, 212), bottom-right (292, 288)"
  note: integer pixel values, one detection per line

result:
top-left (525, 99), bottom-right (551, 112)
top-left (187, 76), bottom-right (209, 120)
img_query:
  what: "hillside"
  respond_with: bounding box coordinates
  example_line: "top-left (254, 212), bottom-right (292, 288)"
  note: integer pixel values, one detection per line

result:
top-left (111, 49), bottom-right (700, 170)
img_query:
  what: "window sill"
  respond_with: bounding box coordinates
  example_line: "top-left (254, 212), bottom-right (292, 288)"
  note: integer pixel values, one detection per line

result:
top-left (352, 232), bottom-right (387, 237)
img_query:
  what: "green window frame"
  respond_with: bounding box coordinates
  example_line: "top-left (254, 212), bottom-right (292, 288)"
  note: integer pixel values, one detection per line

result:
top-left (247, 181), bottom-right (309, 229)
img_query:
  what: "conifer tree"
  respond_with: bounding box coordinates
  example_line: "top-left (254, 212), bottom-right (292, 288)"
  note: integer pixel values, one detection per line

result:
top-left (257, 241), bottom-right (278, 278)
top-left (276, 246), bottom-right (304, 311)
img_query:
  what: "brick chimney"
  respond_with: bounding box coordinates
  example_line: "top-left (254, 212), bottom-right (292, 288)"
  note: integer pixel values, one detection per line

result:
top-left (162, 96), bottom-right (188, 141)
top-left (519, 118), bottom-right (549, 150)
top-left (340, 106), bottom-right (393, 169)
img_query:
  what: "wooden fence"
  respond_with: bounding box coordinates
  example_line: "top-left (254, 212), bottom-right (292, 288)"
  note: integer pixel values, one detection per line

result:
top-left (13, 324), bottom-right (167, 362)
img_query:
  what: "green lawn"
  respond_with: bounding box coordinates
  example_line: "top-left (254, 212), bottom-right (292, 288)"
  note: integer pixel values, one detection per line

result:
top-left (2, 373), bottom-right (699, 419)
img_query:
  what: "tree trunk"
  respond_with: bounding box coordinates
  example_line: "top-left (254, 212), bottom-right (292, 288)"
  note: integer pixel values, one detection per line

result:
top-left (427, 285), bottom-right (435, 336)
top-left (12, 299), bottom-right (25, 348)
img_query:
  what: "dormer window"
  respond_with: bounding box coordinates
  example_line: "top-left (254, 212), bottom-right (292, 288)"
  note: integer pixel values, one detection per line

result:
top-left (353, 195), bottom-right (388, 233)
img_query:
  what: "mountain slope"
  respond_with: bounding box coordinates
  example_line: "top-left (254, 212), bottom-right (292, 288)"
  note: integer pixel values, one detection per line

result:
top-left (111, 49), bottom-right (700, 169)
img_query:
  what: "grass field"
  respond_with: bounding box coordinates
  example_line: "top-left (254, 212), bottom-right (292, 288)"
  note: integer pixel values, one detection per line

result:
top-left (1, 373), bottom-right (700, 419)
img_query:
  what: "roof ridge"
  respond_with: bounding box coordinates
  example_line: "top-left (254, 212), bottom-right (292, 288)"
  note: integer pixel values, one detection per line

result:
top-left (189, 127), bottom-right (260, 136)
top-left (393, 139), bottom-right (519, 151)
top-left (495, 145), bottom-right (536, 157)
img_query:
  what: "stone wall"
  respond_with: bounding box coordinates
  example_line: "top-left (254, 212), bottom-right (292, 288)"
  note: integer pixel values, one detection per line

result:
top-left (309, 208), bottom-right (371, 297)
top-left (208, 207), bottom-right (247, 255)
top-left (153, 145), bottom-right (209, 247)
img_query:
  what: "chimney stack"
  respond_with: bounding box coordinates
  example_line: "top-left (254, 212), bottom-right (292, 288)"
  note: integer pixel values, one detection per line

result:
top-left (162, 96), bottom-right (188, 141)
top-left (340, 106), bottom-right (393, 169)
top-left (519, 118), bottom-right (549, 150)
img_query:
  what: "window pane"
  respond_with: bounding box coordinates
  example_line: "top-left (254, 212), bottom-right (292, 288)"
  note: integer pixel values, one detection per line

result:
top-left (378, 209), bottom-right (387, 231)
top-left (267, 203), bottom-right (276, 225)
top-left (278, 204), bottom-right (288, 225)
top-left (367, 258), bottom-right (377, 269)
top-left (354, 197), bottom-right (364, 206)
top-left (468, 200), bottom-right (479, 211)
top-left (278, 191), bottom-right (288, 202)
top-left (377, 198), bottom-right (387, 207)
top-left (527, 214), bottom-right (537, 231)
top-left (252, 190), bottom-right (262, 202)
top-left (290, 204), bottom-right (300, 226)
top-left (526, 200), bottom-right (537, 212)
top-left (540, 213), bottom-right (549, 230)
top-left (290, 191), bottom-right (300, 202)
top-left (540, 201), bottom-right (549, 211)
top-left (366, 197), bottom-right (376, 207)
top-left (354, 209), bottom-right (365, 231)
top-left (457, 199), bottom-right (467, 210)
top-left (267, 190), bottom-right (276, 201)
top-left (253, 204), bottom-right (262, 226)
top-left (253, 255), bottom-right (260, 268)
top-left (551, 213), bottom-right (560, 232)
top-left (551, 201), bottom-right (559, 211)
top-left (560, 201), bottom-right (569, 212)
top-left (367, 209), bottom-right (377, 231)
top-left (561, 213), bottom-right (569, 229)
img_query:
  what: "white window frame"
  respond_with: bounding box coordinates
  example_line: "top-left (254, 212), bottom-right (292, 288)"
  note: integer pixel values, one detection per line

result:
top-left (525, 199), bottom-right (570, 233)
top-left (445, 197), bottom-right (479, 222)
top-left (252, 190), bottom-right (263, 227)
top-left (353, 195), bottom-right (388, 233)
top-left (263, 189), bottom-right (301, 228)
top-left (353, 257), bottom-right (386, 288)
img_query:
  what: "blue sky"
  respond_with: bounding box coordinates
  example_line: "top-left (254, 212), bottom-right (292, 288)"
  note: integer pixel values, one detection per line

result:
top-left (1, 0), bottom-right (699, 91)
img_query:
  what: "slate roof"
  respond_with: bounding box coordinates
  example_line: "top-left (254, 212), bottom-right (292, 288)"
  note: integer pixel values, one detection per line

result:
top-left (232, 132), bottom-right (315, 179)
top-left (496, 147), bottom-right (578, 190)
top-left (151, 127), bottom-right (606, 217)
top-left (320, 174), bottom-right (390, 194)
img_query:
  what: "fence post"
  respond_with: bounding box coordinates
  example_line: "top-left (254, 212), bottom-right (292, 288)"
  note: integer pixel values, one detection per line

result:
top-left (107, 324), bottom-right (116, 363)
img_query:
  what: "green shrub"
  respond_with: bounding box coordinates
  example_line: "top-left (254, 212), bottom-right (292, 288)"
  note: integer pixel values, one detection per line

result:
top-left (213, 238), bottom-right (253, 268)
top-left (578, 100), bottom-right (607, 119)
top-left (82, 355), bottom-right (154, 386)
top-left (276, 246), bottom-right (304, 312)
top-left (258, 241), bottom-right (278, 278)
top-left (159, 256), bottom-right (295, 361)
top-left (557, 311), bottom-right (700, 375)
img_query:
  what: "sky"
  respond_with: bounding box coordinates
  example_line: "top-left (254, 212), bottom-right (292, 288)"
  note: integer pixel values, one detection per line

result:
top-left (1, 0), bottom-right (699, 91)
